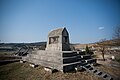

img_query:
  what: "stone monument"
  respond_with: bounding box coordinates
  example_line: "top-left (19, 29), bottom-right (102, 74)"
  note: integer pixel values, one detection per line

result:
top-left (46, 27), bottom-right (70, 51)
top-left (22, 27), bottom-right (96, 72)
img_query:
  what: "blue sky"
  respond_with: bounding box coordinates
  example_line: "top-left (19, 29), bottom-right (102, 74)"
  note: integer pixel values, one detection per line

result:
top-left (0, 0), bottom-right (120, 43)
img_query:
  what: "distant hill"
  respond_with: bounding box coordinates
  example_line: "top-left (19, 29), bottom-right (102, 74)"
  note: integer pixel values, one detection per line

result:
top-left (0, 39), bottom-right (119, 49)
top-left (0, 42), bottom-right (47, 47)
top-left (95, 39), bottom-right (120, 46)
top-left (71, 39), bottom-right (120, 50)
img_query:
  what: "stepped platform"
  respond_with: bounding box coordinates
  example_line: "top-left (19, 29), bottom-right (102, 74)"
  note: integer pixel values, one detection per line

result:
top-left (23, 50), bottom-right (96, 72)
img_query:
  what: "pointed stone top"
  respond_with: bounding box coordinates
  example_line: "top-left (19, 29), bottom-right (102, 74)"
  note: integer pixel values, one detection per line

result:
top-left (48, 27), bottom-right (67, 37)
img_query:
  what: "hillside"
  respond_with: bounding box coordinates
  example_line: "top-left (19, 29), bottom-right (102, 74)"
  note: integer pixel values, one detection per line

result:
top-left (72, 39), bottom-right (120, 50)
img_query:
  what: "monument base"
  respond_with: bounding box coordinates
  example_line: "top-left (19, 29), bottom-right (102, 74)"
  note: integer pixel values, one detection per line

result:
top-left (22, 50), bottom-right (96, 72)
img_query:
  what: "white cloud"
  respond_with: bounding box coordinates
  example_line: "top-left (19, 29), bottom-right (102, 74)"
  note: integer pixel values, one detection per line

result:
top-left (98, 27), bottom-right (104, 30)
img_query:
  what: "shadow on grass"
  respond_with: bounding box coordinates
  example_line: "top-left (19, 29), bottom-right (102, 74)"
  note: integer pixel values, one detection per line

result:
top-left (0, 60), bottom-right (20, 66)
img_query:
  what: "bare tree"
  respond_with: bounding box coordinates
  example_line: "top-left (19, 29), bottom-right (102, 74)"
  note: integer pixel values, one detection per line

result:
top-left (97, 39), bottom-right (108, 61)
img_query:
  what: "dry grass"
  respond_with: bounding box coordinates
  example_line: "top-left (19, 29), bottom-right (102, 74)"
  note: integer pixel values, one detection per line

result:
top-left (0, 51), bottom-right (14, 55)
top-left (94, 52), bottom-right (120, 80)
top-left (0, 62), bottom-right (102, 80)
top-left (0, 51), bottom-right (119, 80)
top-left (96, 64), bottom-right (120, 80)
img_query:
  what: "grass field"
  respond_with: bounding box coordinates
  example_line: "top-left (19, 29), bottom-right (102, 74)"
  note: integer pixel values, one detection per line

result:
top-left (0, 51), bottom-right (119, 80)
top-left (0, 62), bottom-right (102, 80)
top-left (97, 64), bottom-right (120, 80)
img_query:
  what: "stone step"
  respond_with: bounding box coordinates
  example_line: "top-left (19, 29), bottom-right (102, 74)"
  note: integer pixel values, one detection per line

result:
top-left (80, 55), bottom-right (91, 59)
top-left (85, 59), bottom-right (96, 64)
top-left (96, 71), bottom-right (103, 76)
top-left (24, 57), bottom-right (83, 72)
top-left (63, 52), bottom-right (78, 57)
top-left (25, 53), bottom-right (82, 64)
top-left (44, 67), bottom-right (58, 73)
top-left (102, 74), bottom-right (108, 78)
top-left (63, 61), bottom-right (81, 66)
top-left (89, 67), bottom-right (94, 70)
top-left (63, 56), bottom-right (81, 64)
top-left (82, 64), bottom-right (113, 80)
top-left (63, 61), bottom-right (81, 72)
top-left (92, 69), bottom-right (98, 73)
top-left (84, 64), bottom-right (91, 68)
top-left (29, 63), bottom-right (38, 68)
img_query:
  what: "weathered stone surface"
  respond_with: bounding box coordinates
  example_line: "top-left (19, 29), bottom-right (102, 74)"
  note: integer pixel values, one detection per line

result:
top-left (46, 28), bottom-right (70, 51)
top-left (81, 55), bottom-right (91, 59)
top-left (63, 56), bottom-right (81, 64)
top-left (22, 28), bottom-right (96, 72)
top-left (63, 51), bottom-right (78, 57)
top-left (85, 59), bottom-right (96, 64)
top-left (44, 67), bottom-right (52, 73)
top-left (23, 50), bottom-right (83, 72)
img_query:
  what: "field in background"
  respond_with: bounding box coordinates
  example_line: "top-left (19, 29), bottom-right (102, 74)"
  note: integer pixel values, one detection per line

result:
top-left (0, 41), bottom-right (120, 80)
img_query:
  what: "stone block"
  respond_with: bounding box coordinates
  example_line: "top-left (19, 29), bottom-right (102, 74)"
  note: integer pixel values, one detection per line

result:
top-left (85, 59), bottom-right (96, 64)
top-left (63, 55), bottom-right (81, 64)
top-left (44, 67), bottom-right (52, 73)
top-left (81, 55), bottom-right (91, 59)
